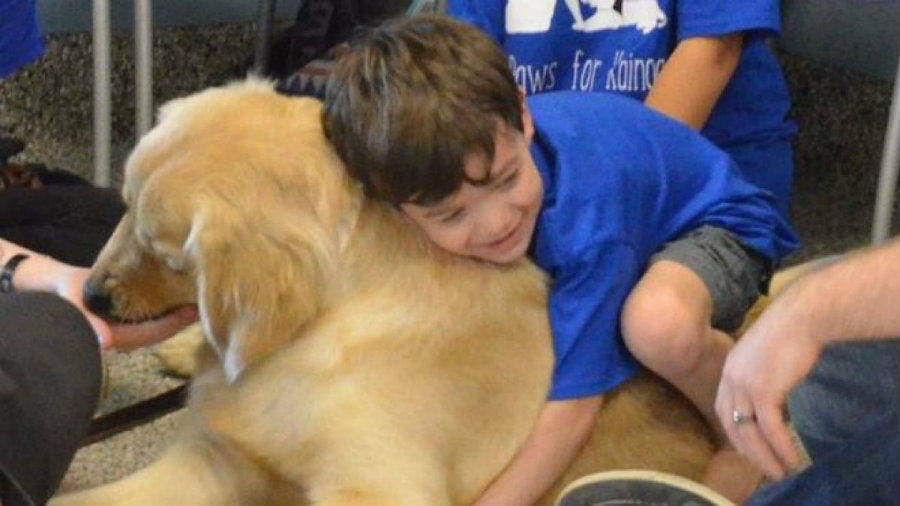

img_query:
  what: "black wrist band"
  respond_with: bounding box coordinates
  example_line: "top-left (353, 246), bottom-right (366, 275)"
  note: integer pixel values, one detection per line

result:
top-left (1, 254), bottom-right (30, 293)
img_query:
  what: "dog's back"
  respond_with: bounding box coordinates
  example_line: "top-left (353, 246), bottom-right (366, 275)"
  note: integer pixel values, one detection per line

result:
top-left (184, 198), bottom-right (555, 505)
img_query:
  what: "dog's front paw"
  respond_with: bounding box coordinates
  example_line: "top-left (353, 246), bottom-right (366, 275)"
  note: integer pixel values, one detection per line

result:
top-left (154, 323), bottom-right (205, 377)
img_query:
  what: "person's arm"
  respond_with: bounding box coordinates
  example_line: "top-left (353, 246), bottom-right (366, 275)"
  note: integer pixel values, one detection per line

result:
top-left (1, 237), bottom-right (116, 342)
top-left (0, 238), bottom-right (67, 292)
top-left (0, 238), bottom-right (196, 350)
top-left (644, 34), bottom-right (743, 130)
top-left (472, 395), bottom-right (603, 506)
top-left (716, 240), bottom-right (900, 478)
top-left (786, 241), bottom-right (900, 342)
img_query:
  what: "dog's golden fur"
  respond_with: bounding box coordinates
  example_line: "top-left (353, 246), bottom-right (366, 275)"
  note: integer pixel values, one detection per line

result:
top-left (54, 80), bottom-right (713, 506)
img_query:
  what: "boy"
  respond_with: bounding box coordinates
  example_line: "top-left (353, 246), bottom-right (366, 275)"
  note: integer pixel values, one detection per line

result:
top-left (321, 15), bottom-right (797, 505)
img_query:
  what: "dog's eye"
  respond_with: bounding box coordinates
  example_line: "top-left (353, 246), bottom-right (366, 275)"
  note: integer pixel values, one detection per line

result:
top-left (149, 241), bottom-right (187, 272)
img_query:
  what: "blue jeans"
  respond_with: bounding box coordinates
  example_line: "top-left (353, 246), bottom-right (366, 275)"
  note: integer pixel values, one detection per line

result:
top-left (746, 340), bottom-right (900, 506)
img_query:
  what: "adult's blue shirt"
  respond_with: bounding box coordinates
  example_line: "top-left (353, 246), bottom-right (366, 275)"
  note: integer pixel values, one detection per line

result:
top-left (0, 0), bottom-right (44, 79)
top-left (449, 0), bottom-right (794, 147)
top-left (526, 92), bottom-right (798, 400)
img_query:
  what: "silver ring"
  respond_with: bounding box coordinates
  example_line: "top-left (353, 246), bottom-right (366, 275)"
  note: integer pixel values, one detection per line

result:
top-left (732, 408), bottom-right (755, 425)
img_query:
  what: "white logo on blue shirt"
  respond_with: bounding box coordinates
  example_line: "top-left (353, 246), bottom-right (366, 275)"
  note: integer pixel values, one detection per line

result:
top-left (506, 0), bottom-right (667, 34)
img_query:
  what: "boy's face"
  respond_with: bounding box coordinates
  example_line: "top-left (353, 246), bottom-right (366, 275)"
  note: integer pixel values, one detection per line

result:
top-left (402, 106), bottom-right (543, 265)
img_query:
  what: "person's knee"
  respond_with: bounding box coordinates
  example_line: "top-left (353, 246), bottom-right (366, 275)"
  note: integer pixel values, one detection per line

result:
top-left (621, 283), bottom-right (708, 376)
top-left (0, 292), bottom-right (99, 369)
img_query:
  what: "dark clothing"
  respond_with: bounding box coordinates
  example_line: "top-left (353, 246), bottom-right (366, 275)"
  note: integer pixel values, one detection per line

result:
top-left (0, 185), bottom-right (124, 505)
top-left (0, 186), bottom-right (124, 267)
top-left (0, 292), bottom-right (101, 506)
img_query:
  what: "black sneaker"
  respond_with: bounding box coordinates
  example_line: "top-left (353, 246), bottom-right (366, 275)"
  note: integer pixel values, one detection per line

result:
top-left (556, 470), bottom-right (736, 506)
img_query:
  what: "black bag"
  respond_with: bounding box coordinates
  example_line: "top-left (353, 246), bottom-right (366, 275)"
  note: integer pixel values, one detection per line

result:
top-left (0, 136), bottom-right (122, 266)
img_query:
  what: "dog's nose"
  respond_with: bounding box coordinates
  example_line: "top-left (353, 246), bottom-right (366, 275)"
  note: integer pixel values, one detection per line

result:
top-left (83, 278), bottom-right (113, 319)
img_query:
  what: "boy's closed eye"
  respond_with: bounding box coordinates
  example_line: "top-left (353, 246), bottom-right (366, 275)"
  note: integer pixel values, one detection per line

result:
top-left (434, 169), bottom-right (518, 224)
top-left (496, 168), bottom-right (520, 190)
top-left (433, 167), bottom-right (520, 225)
top-left (439, 207), bottom-right (466, 224)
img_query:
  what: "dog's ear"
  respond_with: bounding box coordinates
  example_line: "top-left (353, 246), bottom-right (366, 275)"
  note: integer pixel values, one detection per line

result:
top-left (186, 200), bottom-right (336, 381)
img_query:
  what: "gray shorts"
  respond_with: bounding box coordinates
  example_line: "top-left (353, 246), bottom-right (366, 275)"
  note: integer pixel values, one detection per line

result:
top-left (650, 225), bottom-right (771, 332)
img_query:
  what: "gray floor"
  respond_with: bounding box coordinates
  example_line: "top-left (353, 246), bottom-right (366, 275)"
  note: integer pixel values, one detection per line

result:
top-left (0, 23), bottom-right (898, 494)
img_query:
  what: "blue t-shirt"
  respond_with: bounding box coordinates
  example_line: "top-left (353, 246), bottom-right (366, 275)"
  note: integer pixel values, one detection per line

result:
top-left (526, 92), bottom-right (798, 400)
top-left (449, 0), bottom-right (797, 210)
top-left (1, 0), bottom-right (44, 79)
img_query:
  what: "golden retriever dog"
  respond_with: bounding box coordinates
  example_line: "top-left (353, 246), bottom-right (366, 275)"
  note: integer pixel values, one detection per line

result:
top-left (53, 79), bottom-right (712, 506)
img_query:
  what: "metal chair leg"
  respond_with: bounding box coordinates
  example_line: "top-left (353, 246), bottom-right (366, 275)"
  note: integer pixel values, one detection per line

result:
top-left (135, 0), bottom-right (153, 139)
top-left (254, 0), bottom-right (277, 75)
top-left (872, 52), bottom-right (900, 244)
top-left (92, 0), bottom-right (111, 187)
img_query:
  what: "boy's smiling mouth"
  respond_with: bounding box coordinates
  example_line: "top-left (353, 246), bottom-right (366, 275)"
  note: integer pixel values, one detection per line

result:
top-left (488, 222), bottom-right (521, 249)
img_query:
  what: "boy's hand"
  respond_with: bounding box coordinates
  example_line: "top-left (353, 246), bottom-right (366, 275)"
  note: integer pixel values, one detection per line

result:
top-left (472, 396), bottom-right (604, 506)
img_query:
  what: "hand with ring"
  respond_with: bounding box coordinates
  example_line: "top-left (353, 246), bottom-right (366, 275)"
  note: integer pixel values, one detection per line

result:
top-left (731, 408), bottom-right (755, 425)
top-left (715, 284), bottom-right (823, 479)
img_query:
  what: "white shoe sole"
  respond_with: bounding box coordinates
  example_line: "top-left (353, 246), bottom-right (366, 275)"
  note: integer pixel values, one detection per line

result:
top-left (555, 469), bottom-right (736, 506)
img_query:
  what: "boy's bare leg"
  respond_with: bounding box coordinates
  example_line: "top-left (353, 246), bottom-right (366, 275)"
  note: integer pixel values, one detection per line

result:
top-left (697, 328), bottom-right (764, 502)
top-left (646, 316), bottom-right (762, 503)
top-left (621, 261), bottom-right (761, 503)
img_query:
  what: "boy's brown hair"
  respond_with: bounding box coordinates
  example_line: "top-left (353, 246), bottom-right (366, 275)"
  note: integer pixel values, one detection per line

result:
top-left (322, 15), bottom-right (523, 206)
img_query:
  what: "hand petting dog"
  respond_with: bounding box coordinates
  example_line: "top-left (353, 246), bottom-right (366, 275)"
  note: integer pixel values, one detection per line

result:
top-left (1, 238), bottom-right (197, 351)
